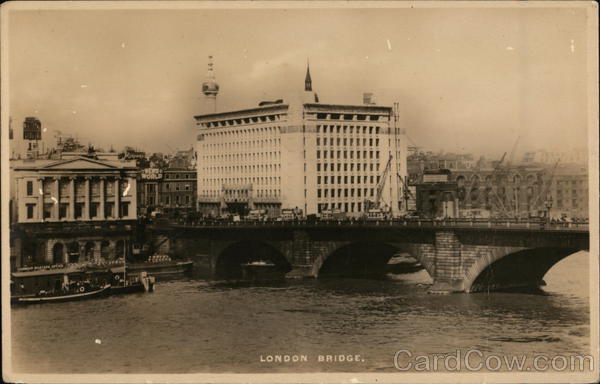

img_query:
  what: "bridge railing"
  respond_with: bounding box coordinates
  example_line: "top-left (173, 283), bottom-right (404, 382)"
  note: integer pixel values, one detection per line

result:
top-left (155, 217), bottom-right (589, 231)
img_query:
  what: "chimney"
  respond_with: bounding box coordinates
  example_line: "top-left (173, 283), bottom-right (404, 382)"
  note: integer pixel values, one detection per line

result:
top-left (363, 92), bottom-right (375, 105)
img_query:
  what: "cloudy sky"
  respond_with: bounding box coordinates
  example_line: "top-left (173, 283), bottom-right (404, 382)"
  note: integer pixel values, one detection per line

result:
top-left (7, 3), bottom-right (592, 158)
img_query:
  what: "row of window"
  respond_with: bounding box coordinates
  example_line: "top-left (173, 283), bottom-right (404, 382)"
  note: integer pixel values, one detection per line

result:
top-left (317, 137), bottom-right (380, 147)
top-left (202, 138), bottom-right (281, 152)
top-left (200, 189), bottom-right (281, 198)
top-left (317, 175), bottom-right (380, 186)
top-left (317, 162), bottom-right (381, 172)
top-left (317, 188), bottom-right (375, 199)
top-left (317, 150), bottom-right (380, 160)
top-left (202, 152), bottom-right (281, 163)
top-left (202, 164), bottom-right (281, 175)
top-left (317, 202), bottom-right (366, 213)
top-left (163, 173), bottom-right (194, 180)
top-left (315, 114), bottom-right (381, 122)
top-left (25, 202), bottom-right (130, 220)
top-left (316, 125), bottom-right (380, 134)
top-left (202, 176), bottom-right (281, 186)
top-left (201, 116), bottom-right (283, 128)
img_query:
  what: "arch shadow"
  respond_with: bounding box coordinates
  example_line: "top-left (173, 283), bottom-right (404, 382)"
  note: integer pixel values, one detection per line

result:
top-left (318, 241), bottom-right (402, 279)
top-left (216, 241), bottom-right (291, 280)
top-left (466, 247), bottom-right (583, 293)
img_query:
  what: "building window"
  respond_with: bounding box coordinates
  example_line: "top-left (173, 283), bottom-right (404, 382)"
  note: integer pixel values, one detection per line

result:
top-left (26, 181), bottom-right (33, 196)
top-left (75, 203), bottom-right (84, 219)
top-left (59, 203), bottom-right (68, 219)
top-left (120, 202), bottom-right (130, 217)
top-left (26, 203), bottom-right (35, 219)
top-left (90, 203), bottom-right (99, 218)
top-left (105, 203), bottom-right (114, 218)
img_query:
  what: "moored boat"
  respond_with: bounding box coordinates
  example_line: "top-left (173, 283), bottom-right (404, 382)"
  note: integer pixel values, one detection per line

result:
top-left (107, 266), bottom-right (155, 294)
top-left (127, 254), bottom-right (193, 279)
top-left (13, 284), bottom-right (111, 305)
top-left (241, 261), bottom-right (287, 283)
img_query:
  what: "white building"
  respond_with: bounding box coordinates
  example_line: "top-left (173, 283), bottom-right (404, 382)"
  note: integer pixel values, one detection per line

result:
top-left (194, 59), bottom-right (408, 218)
top-left (10, 153), bottom-right (138, 223)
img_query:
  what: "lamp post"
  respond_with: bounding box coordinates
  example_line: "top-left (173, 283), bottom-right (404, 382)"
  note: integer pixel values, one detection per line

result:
top-left (545, 196), bottom-right (553, 224)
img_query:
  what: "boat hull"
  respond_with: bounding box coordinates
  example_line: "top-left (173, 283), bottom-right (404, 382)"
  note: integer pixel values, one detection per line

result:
top-left (13, 285), bottom-right (111, 305)
top-left (241, 264), bottom-right (287, 283)
top-left (127, 261), bottom-right (193, 278)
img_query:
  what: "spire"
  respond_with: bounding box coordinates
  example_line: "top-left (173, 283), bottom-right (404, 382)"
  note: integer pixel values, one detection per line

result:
top-left (202, 55), bottom-right (219, 113)
top-left (304, 59), bottom-right (312, 92)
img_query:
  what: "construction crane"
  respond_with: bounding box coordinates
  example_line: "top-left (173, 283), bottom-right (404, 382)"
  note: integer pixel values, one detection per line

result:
top-left (363, 154), bottom-right (393, 219)
top-left (396, 172), bottom-right (415, 213)
top-left (530, 159), bottom-right (560, 215)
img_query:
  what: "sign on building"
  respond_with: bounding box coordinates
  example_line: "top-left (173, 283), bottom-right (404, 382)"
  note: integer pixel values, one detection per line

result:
top-left (141, 168), bottom-right (163, 180)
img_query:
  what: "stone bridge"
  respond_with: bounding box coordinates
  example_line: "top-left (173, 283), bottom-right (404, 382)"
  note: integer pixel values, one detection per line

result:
top-left (150, 221), bottom-right (590, 293)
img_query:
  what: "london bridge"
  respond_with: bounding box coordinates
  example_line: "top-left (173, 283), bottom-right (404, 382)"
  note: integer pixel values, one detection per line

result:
top-left (150, 218), bottom-right (589, 293)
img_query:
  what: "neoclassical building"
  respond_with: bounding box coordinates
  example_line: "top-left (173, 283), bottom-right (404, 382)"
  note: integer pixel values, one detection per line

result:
top-left (9, 153), bottom-right (139, 269)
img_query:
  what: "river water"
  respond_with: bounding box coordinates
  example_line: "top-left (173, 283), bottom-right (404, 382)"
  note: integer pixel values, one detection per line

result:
top-left (10, 252), bottom-right (591, 374)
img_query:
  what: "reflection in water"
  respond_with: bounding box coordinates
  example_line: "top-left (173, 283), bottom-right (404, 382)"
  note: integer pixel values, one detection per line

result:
top-left (11, 252), bottom-right (590, 373)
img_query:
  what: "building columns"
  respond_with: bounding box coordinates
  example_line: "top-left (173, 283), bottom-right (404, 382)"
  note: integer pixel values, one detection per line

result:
top-left (37, 177), bottom-right (44, 221)
top-left (84, 177), bottom-right (91, 220)
top-left (99, 177), bottom-right (106, 220)
top-left (53, 177), bottom-right (60, 220)
top-left (68, 177), bottom-right (75, 220)
top-left (115, 178), bottom-right (120, 218)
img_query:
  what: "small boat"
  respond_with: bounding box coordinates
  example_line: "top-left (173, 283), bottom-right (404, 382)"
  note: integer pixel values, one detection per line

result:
top-left (127, 255), bottom-right (193, 279)
top-left (107, 267), bottom-right (155, 294)
top-left (241, 261), bottom-right (287, 283)
top-left (14, 284), bottom-right (111, 305)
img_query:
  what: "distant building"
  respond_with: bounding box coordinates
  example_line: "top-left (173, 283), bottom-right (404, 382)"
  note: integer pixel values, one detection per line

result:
top-left (548, 164), bottom-right (588, 219)
top-left (137, 167), bottom-right (163, 216)
top-left (22, 117), bottom-right (43, 159)
top-left (161, 168), bottom-right (197, 215)
top-left (522, 148), bottom-right (587, 165)
top-left (415, 170), bottom-right (458, 218)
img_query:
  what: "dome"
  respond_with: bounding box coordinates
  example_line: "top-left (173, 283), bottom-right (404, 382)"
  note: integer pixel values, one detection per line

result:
top-left (202, 80), bottom-right (219, 95)
top-left (202, 55), bottom-right (219, 96)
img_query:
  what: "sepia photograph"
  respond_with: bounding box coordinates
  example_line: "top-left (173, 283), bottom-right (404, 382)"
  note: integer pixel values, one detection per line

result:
top-left (1, 1), bottom-right (598, 383)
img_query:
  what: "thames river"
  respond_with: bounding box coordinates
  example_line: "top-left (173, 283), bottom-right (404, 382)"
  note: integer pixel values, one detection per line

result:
top-left (11, 252), bottom-right (590, 373)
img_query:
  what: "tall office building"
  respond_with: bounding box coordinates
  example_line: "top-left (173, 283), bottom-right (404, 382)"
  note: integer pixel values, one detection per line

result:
top-left (194, 61), bottom-right (407, 218)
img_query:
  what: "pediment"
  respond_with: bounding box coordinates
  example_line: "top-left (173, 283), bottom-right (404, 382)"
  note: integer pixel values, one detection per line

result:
top-left (40, 157), bottom-right (119, 170)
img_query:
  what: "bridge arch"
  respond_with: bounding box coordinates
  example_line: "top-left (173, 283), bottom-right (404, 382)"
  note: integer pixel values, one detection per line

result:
top-left (464, 247), bottom-right (584, 293)
top-left (315, 241), bottom-right (417, 279)
top-left (215, 241), bottom-right (291, 280)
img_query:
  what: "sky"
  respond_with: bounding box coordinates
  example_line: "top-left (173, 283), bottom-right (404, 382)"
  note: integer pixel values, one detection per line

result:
top-left (6, 4), bottom-right (592, 159)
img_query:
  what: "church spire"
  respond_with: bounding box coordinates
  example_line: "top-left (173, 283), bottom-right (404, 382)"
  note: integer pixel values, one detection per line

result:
top-left (304, 60), bottom-right (312, 92)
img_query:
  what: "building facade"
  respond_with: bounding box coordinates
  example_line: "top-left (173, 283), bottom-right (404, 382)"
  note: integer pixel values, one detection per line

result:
top-left (9, 153), bottom-right (138, 270)
top-left (161, 168), bottom-right (197, 215)
top-left (548, 164), bottom-right (588, 219)
top-left (194, 62), bottom-right (408, 218)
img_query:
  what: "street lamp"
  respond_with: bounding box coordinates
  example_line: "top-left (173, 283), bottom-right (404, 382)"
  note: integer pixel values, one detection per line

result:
top-left (545, 196), bottom-right (553, 223)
